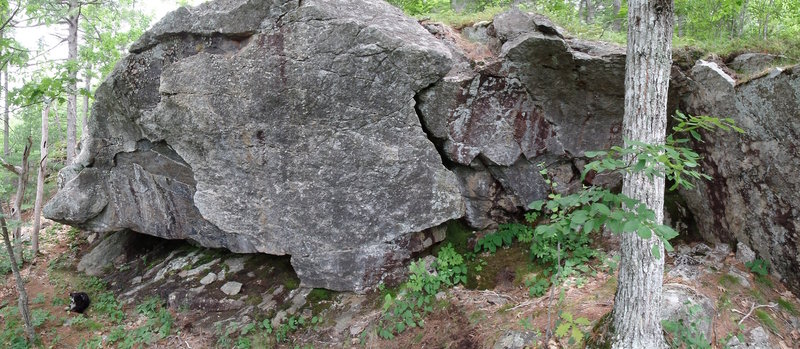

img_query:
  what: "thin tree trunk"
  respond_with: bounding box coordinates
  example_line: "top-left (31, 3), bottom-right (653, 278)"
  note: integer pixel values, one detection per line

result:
top-left (762, 0), bottom-right (773, 40)
top-left (10, 137), bottom-right (31, 262)
top-left (82, 69), bottom-right (91, 140)
top-left (584, 0), bottom-right (595, 23)
top-left (66, 0), bottom-right (79, 165)
top-left (612, 0), bottom-right (622, 31)
top-left (3, 65), bottom-right (8, 157)
top-left (1, 213), bottom-right (35, 341)
top-left (611, 0), bottom-right (673, 348)
top-left (31, 103), bottom-right (49, 256)
top-left (738, 0), bottom-right (749, 38)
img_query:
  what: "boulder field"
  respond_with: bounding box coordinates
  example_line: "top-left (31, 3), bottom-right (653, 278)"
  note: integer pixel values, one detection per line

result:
top-left (44, 0), bottom-right (799, 294)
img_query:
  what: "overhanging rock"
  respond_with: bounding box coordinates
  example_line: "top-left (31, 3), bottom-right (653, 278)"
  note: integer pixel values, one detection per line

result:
top-left (44, 0), bottom-right (464, 292)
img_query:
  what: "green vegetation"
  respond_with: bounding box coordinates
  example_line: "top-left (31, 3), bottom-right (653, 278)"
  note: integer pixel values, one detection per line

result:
top-left (555, 311), bottom-right (591, 345)
top-left (386, 0), bottom-right (800, 59)
top-left (661, 303), bottom-right (711, 349)
top-left (745, 258), bottom-right (769, 277)
top-left (378, 243), bottom-right (467, 339)
top-left (754, 309), bottom-right (778, 333)
top-left (777, 298), bottom-right (797, 316)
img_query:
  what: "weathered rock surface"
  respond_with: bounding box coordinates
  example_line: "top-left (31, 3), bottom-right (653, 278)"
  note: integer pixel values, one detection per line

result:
top-left (44, 0), bottom-right (464, 292)
top-left (679, 61), bottom-right (800, 294)
top-left (77, 231), bottom-right (138, 276)
top-left (419, 9), bottom-right (625, 229)
top-left (661, 283), bottom-right (716, 342)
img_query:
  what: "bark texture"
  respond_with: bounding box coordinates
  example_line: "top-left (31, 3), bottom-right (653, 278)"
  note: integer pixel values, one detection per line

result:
top-left (66, 0), bottom-right (79, 164)
top-left (32, 103), bottom-right (50, 255)
top-left (612, 0), bottom-right (673, 348)
top-left (1, 215), bottom-right (34, 341)
top-left (3, 66), bottom-right (8, 156)
top-left (82, 71), bottom-right (90, 137)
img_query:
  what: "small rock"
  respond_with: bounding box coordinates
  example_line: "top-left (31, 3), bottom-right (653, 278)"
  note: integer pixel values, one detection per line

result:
top-left (271, 310), bottom-right (287, 329)
top-left (200, 272), bottom-right (217, 285)
top-left (224, 257), bottom-right (247, 274)
top-left (87, 233), bottom-right (98, 244)
top-left (131, 276), bottom-right (142, 285)
top-left (736, 242), bottom-right (756, 264)
top-left (221, 281), bottom-right (243, 296)
top-left (727, 267), bottom-right (751, 288)
top-left (661, 283), bottom-right (715, 340)
top-left (247, 272), bottom-right (255, 278)
top-left (217, 268), bottom-right (227, 281)
top-left (493, 330), bottom-right (538, 349)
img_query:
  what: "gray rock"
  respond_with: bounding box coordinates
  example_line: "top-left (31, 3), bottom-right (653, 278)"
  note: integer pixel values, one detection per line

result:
top-left (200, 272), bottom-right (217, 285)
top-left (493, 330), bottom-right (538, 349)
top-left (680, 61), bottom-right (800, 295)
top-left (728, 267), bottom-right (751, 288)
top-left (726, 326), bottom-right (773, 349)
top-left (77, 230), bottom-right (137, 276)
top-left (221, 281), bottom-right (243, 296)
top-left (419, 10), bottom-right (626, 228)
top-left (736, 241), bottom-right (757, 264)
top-left (661, 283), bottom-right (715, 341)
top-left (44, 0), bottom-right (464, 293)
top-left (224, 257), bottom-right (247, 274)
top-left (729, 53), bottom-right (787, 75)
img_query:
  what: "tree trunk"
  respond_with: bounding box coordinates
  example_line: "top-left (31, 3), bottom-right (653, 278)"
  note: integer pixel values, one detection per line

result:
top-left (11, 137), bottom-right (31, 262)
top-left (583, 0), bottom-right (595, 23)
top-left (66, 0), bottom-right (79, 165)
top-left (82, 70), bottom-right (91, 140)
top-left (1, 214), bottom-right (35, 341)
top-left (762, 0), bottom-right (773, 40)
top-left (611, 1), bottom-right (673, 348)
top-left (738, 0), bottom-right (749, 38)
top-left (612, 0), bottom-right (622, 31)
top-left (31, 103), bottom-right (50, 256)
top-left (3, 65), bottom-right (8, 157)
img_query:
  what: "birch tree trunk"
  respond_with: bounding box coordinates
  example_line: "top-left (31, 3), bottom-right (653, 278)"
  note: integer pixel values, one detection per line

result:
top-left (3, 66), bottom-right (8, 157)
top-left (1, 214), bottom-right (34, 341)
top-left (10, 138), bottom-right (31, 262)
top-left (66, 0), bottom-right (79, 165)
top-left (611, 0), bottom-right (674, 348)
top-left (32, 102), bottom-right (50, 255)
top-left (82, 70), bottom-right (91, 139)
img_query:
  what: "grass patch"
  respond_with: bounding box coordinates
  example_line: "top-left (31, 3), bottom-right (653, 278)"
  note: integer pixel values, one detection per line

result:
top-left (754, 309), bottom-right (778, 333)
top-left (719, 273), bottom-right (741, 288)
top-left (307, 288), bottom-right (335, 304)
top-left (777, 298), bottom-right (798, 316)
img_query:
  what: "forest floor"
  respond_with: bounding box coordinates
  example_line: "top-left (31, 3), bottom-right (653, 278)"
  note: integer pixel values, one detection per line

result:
top-left (2, 219), bottom-right (800, 348)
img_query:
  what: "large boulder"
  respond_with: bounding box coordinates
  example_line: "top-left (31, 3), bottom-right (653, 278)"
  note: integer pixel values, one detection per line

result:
top-left (680, 61), bottom-right (800, 294)
top-left (418, 9), bottom-right (626, 229)
top-left (44, 0), bottom-right (464, 292)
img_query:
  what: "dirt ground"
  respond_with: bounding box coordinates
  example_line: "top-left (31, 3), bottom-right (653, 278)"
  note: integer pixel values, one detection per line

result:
top-left (3, 219), bottom-right (800, 348)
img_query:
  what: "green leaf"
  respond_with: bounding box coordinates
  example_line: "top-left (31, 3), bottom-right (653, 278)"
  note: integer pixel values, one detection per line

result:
top-left (583, 219), bottom-right (595, 234)
top-left (636, 226), bottom-right (652, 239)
top-left (555, 323), bottom-right (571, 337)
top-left (651, 244), bottom-right (662, 259)
top-left (592, 203), bottom-right (611, 216)
top-left (575, 317), bottom-right (591, 326)
top-left (561, 312), bottom-right (573, 322)
top-left (623, 219), bottom-right (640, 233)
top-left (572, 327), bottom-right (584, 343)
top-left (528, 200), bottom-right (545, 211)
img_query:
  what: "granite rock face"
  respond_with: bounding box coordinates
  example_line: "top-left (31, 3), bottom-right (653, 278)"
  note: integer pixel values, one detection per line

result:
top-left (44, 0), bottom-right (464, 292)
top-left (679, 61), bottom-right (800, 294)
top-left (418, 9), bottom-right (625, 229)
